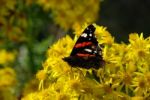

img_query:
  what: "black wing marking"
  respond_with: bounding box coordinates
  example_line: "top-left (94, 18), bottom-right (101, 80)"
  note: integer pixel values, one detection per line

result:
top-left (70, 24), bottom-right (99, 56)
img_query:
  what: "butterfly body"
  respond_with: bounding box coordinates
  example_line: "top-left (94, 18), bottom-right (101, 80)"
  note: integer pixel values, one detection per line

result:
top-left (63, 24), bottom-right (104, 69)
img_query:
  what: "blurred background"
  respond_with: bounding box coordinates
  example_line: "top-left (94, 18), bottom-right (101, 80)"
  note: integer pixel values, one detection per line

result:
top-left (0, 0), bottom-right (150, 99)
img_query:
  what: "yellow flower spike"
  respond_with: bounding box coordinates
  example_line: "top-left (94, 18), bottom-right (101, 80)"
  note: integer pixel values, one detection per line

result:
top-left (126, 33), bottom-right (150, 66)
top-left (57, 93), bottom-right (70, 100)
top-left (102, 43), bottom-right (125, 66)
top-left (22, 90), bottom-right (52, 100)
top-left (73, 23), bottom-right (89, 36)
top-left (23, 23), bottom-right (150, 99)
top-left (132, 76), bottom-right (148, 96)
top-left (36, 70), bottom-right (47, 81)
top-left (36, 69), bottom-right (47, 90)
top-left (37, 0), bottom-right (100, 30)
top-left (129, 33), bottom-right (141, 43)
top-left (47, 35), bottom-right (74, 58)
top-left (23, 79), bottom-right (39, 97)
top-left (95, 25), bottom-right (114, 45)
top-left (0, 67), bottom-right (16, 88)
top-left (131, 96), bottom-right (144, 100)
top-left (69, 79), bottom-right (81, 90)
top-left (145, 72), bottom-right (150, 86)
top-left (126, 61), bottom-right (137, 73)
top-left (0, 49), bottom-right (16, 65)
top-left (47, 58), bottom-right (71, 78)
top-left (122, 72), bottom-right (132, 85)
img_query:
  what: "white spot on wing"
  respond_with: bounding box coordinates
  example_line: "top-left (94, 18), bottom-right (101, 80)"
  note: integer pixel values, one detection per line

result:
top-left (81, 33), bottom-right (87, 38)
top-left (94, 51), bottom-right (97, 53)
top-left (84, 48), bottom-right (92, 53)
top-left (89, 33), bottom-right (92, 37)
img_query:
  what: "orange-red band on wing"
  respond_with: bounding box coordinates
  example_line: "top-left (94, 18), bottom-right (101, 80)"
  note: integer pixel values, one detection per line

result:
top-left (75, 42), bottom-right (92, 48)
top-left (77, 53), bottom-right (95, 57)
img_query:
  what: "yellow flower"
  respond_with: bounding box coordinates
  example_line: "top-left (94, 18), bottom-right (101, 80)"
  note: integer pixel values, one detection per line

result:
top-left (127, 33), bottom-right (150, 61)
top-left (23, 24), bottom-right (150, 99)
top-left (0, 0), bottom-right (27, 43)
top-left (22, 24), bottom-right (117, 99)
top-left (115, 71), bottom-right (134, 95)
top-left (47, 35), bottom-right (74, 58)
top-left (68, 79), bottom-right (81, 92)
top-left (132, 76), bottom-right (148, 96)
top-left (23, 79), bottom-right (39, 97)
top-left (145, 72), bottom-right (150, 86)
top-left (22, 92), bottom-right (40, 100)
top-left (0, 67), bottom-right (16, 88)
top-left (95, 25), bottom-right (114, 45)
top-left (73, 23), bottom-right (89, 36)
top-left (36, 69), bottom-right (47, 90)
top-left (131, 96), bottom-right (144, 100)
top-left (37, 0), bottom-right (100, 30)
top-left (0, 66), bottom-right (17, 100)
top-left (102, 43), bottom-right (130, 74)
top-left (0, 49), bottom-right (16, 65)
top-left (36, 70), bottom-right (47, 81)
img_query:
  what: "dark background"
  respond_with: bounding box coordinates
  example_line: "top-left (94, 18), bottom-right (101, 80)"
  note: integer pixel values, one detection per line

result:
top-left (98, 0), bottom-right (150, 42)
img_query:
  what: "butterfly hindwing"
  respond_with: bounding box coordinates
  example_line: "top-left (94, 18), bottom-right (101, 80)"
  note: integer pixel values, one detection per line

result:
top-left (63, 24), bottom-right (104, 69)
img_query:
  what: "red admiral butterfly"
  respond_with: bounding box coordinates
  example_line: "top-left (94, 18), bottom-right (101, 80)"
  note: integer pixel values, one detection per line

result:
top-left (63, 24), bottom-right (104, 69)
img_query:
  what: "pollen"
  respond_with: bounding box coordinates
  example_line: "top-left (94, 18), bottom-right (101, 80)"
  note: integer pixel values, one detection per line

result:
top-left (138, 50), bottom-right (146, 57)
top-left (138, 79), bottom-right (146, 88)
top-left (57, 93), bottom-right (70, 100)
top-left (69, 80), bottom-right (81, 91)
top-left (123, 73), bottom-right (132, 85)
top-left (145, 72), bottom-right (150, 84)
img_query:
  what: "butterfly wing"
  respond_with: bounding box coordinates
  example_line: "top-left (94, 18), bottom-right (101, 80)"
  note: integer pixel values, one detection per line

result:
top-left (63, 24), bottom-right (104, 69)
top-left (70, 24), bottom-right (99, 57)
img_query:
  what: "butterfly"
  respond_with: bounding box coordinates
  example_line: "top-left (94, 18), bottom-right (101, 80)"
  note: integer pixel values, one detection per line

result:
top-left (63, 24), bottom-right (104, 69)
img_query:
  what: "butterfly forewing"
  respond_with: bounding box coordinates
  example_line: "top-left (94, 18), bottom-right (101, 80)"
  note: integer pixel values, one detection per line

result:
top-left (71, 24), bottom-right (98, 56)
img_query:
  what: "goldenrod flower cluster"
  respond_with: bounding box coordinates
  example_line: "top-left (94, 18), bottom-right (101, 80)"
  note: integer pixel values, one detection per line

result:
top-left (0, 67), bottom-right (16, 88)
top-left (37, 0), bottom-right (100, 30)
top-left (0, 0), bottom-right (16, 17)
top-left (0, 49), bottom-right (16, 65)
top-left (0, 67), bottom-right (17, 100)
top-left (0, 49), bottom-right (17, 100)
top-left (0, 0), bottom-right (27, 43)
top-left (23, 24), bottom-right (150, 100)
